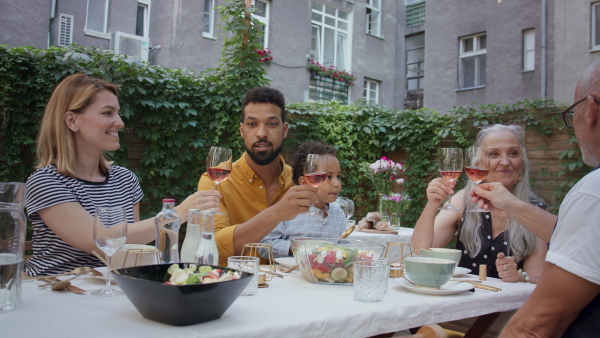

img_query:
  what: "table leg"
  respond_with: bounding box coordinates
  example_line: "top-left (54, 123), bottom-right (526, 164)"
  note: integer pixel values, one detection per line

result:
top-left (463, 312), bottom-right (501, 338)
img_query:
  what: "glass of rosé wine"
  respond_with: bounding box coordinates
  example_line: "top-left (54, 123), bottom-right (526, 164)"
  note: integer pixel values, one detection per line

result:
top-left (464, 146), bottom-right (490, 212)
top-left (438, 148), bottom-right (463, 211)
top-left (206, 146), bottom-right (232, 215)
top-left (303, 154), bottom-right (328, 216)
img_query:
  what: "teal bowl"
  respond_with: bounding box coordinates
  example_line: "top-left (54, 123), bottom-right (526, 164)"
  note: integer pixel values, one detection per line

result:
top-left (419, 248), bottom-right (462, 268)
top-left (404, 257), bottom-right (455, 289)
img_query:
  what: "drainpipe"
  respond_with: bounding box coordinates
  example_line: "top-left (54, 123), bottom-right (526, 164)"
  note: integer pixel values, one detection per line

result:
top-left (541, 0), bottom-right (547, 101)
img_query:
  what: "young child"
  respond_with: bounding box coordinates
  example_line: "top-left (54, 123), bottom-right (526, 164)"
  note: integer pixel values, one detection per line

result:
top-left (260, 141), bottom-right (346, 257)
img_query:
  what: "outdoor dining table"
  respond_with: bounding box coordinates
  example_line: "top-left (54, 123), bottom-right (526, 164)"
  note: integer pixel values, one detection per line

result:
top-left (2, 267), bottom-right (535, 338)
top-left (348, 227), bottom-right (414, 247)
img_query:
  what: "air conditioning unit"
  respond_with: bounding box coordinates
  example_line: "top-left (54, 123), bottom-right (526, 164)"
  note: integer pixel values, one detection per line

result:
top-left (110, 31), bottom-right (149, 61)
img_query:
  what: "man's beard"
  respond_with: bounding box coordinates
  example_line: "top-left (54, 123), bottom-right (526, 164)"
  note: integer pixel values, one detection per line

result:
top-left (246, 142), bottom-right (283, 166)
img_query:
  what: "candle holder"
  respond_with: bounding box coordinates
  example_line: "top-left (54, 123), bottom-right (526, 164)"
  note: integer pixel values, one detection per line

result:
top-left (383, 242), bottom-right (413, 278)
top-left (121, 247), bottom-right (160, 268)
top-left (241, 243), bottom-right (277, 282)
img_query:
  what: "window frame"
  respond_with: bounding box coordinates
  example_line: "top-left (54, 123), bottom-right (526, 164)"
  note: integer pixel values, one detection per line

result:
top-left (406, 33), bottom-right (425, 91)
top-left (592, 2), bottom-right (600, 50)
top-left (363, 78), bottom-right (380, 105)
top-left (136, 0), bottom-right (151, 38)
top-left (366, 0), bottom-right (381, 37)
top-left (253, 0), bottom-right (270, 47)
top-left (84, 0), bottom-right (110, 38)
top-left (203, 0), bottom-right (215, 38)
top-left (310, 1), bottom-right (351, 71)
top-left (523, 28), bottom-right (535, 72)
top-left (458, 33), bottom-right (487, 89)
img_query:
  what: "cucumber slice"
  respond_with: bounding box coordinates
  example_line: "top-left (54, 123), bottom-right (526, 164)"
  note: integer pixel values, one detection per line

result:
top-left (199, 265), bottom-right (212, 273)
top-left (331, 267), bottom-right (349, 282)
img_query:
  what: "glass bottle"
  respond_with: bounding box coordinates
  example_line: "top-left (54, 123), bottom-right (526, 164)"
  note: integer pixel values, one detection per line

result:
top-left (195, 210), bottom-right (218, 265)
top-left (0, 182), bottom-right (26, 313)
top-left (180, 209), bottom-right (201, 263)
top-left (154, 199), bottom-right (181, 264)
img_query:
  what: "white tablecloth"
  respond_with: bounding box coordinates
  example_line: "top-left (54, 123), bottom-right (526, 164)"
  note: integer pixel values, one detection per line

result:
top-left (2, 267), bottom-right (535, 338)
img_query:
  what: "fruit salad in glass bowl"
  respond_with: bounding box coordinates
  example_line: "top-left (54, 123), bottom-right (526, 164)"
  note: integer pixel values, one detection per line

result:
top-left (290, 238), bottom-right (384, 285)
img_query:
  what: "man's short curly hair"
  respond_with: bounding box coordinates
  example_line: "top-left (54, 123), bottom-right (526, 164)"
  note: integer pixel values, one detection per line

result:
top-left (241, 87), bottom-right (286, 122)
top-left (292, 141), bottom-right (337, 185)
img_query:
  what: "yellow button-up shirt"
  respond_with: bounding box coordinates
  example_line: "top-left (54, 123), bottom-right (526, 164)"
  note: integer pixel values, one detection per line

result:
top-left (197, 153), bottom-right (294, 265)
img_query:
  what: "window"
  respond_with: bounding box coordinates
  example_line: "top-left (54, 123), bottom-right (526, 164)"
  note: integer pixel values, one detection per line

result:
top-left (523, 29), bottom-right (535, 71)
top-left (85, 0), bottom-right (109, 36)
top-left (405, 0), bottom-right (423, 4)
top-left (136, 0), bottom-right (150, 38)
top-left (366, 0), bottom-right (381, 37)
top-left (203, 0), bottom-right (215, 38)
top-left (406, 33), bottom-right (424, 91)
top-left (363, 79), bottom-right (380, 104)
top-left (459, 33), bottom-right (486, 89)
top-left (592, 2), bottom-right (600, 49)
top-left (311, 1), bottom-right (350, 70)
top-left (253, 0), bottom-right (270, 47)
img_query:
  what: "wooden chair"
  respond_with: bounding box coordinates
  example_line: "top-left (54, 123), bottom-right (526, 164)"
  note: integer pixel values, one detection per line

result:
top-left (25, 240), bottom-right (33, 261)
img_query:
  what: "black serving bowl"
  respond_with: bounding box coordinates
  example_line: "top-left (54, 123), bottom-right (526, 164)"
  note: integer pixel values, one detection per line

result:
top-left (114, 263), bottom-right (252, 326)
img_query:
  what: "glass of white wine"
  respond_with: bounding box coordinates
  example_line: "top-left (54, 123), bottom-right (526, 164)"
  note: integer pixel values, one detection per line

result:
top-left (92, 207), bottom-right (127, 297)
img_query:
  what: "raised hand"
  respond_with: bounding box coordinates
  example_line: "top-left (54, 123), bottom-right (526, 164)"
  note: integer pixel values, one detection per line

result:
top-left (426, 178), bottom-right (456, 205)
top-left (272, 185), bottom-right (319, 222)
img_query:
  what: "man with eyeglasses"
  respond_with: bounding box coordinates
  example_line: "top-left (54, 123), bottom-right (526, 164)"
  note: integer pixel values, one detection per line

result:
top-left (472, 61), bottom-right (600, 337)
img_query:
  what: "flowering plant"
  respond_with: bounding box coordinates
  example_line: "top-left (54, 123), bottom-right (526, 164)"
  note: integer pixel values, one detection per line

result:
top-left (256, 48), bottom-right (273, 63)
top-left (383, 193), bottom-right (412, 216)
top-left (366, 156), bottom-right (405, 195)
top-left (307, 60), bottom-right (356, 86)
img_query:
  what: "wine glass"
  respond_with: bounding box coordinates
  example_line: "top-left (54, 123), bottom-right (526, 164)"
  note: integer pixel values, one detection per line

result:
top-left (303, 154), bottom-right (328, 216)
top-left (342, 197), bottom-right (355, 220)
top-left (438, 148), bottom-right (463, 211)
top-left (206, 146), bottom-right (232, 215)
top-left (464, 147), bottom-right (490, 213)
top-left (92, 207), bottom-right (127, 297)
top-left (206, 146), bottom-right (233, 189)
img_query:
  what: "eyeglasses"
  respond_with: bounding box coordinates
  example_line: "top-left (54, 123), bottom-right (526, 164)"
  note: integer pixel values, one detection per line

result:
top-left (561, 95), bottom-right (600, 129)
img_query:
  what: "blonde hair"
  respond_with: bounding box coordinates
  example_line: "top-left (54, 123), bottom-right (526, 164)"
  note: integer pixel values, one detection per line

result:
top-left (460, 124), bottom-right (540, 262)
top-left (36, 73), bottom-right (119, 177)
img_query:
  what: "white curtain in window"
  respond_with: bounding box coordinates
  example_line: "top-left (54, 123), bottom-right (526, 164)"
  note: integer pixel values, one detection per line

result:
top-left (87, 0), bottom-right (107, 33)
top-left (336, 32), bottom-right (346, 70)
top-left (310, 25), bottom-right (321, 62)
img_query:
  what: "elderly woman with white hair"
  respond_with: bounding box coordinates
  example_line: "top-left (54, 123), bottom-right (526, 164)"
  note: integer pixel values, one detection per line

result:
top-left (412, 124), bottom-right (550, 283)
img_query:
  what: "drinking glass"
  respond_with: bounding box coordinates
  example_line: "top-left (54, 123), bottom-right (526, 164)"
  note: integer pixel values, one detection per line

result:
top-left (92, 207), bottom-right (127, 297)
top-left (464, 147), bottom-right (490, 212)
top-left (303, 154), bottom-right (328, 216)
top-left (228, 256), bottom-right (259, 296)
top-left (438, 148), bottom-right (463, 211)
top-left (206, 146), bottom-right (232, 215)
top-left (353, 259), bottom-right (387, 302)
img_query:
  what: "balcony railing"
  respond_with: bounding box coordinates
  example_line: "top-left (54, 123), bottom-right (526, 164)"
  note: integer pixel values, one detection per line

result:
top-left (308, 74), bottom-right (349, 103)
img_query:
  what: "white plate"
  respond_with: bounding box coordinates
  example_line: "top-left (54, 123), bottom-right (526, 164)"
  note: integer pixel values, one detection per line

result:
top-left (274, 257), bottom-right (297, 268)
top-left (453, 267), bottom-right (472, 277)
top-left (394, 279), bottom-right (474, 295)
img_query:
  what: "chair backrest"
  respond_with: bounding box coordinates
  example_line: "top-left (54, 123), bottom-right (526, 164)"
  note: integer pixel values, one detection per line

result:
top-left (410, 324), bottom-right (448, 338)
top-left (25, 240), bottom-right (33, 261)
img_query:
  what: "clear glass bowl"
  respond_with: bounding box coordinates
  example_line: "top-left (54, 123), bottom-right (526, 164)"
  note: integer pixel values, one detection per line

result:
top-left (290, 237), bottom-right (384, 285)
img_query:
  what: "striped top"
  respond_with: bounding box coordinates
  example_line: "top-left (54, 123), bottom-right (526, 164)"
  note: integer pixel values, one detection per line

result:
top-left (25, 164), bottom-right (143, 276)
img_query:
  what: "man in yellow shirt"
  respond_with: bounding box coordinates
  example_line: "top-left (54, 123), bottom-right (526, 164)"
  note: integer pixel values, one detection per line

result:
top-left (198, 87), bottom-right (318, 265)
